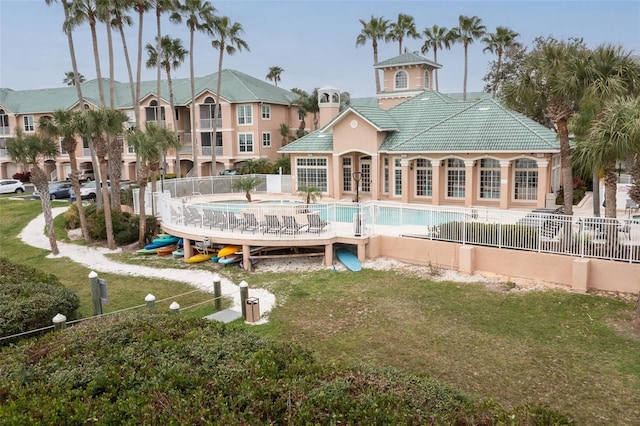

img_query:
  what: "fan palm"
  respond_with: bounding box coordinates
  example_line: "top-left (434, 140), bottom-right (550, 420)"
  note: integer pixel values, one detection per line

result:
top-left (38, 110), bottom-right (91, 241)
top-left (170, 0), bottom-right (217, 178)
top-left (231, 176), bottom-right (261, 202)
top-left (63, 71), bottom-right (86, 86)
top-left (356, 15), bottom-right (389, 93)
top-left (482, 26), bottom-right (520, 98)
top-left (7, 130), bottom-right (60, 254)
top-left (503, 37), bottom-right (588, 216)
top-left (133, 0), bottom-right (152, 127)
top-left (451, 15), bottom-right (486, 101)
top-left (387, 13), bottom-right (420, 55)
top-left (110, 0), bottom-right (137, 126)
top-left (146, 35), bottom-right (188, 179)
top-left (209, 15), bottom-right (249, 176)
top-left (421, 25), bottom-right (454, 92)
top-left (298, 185), bottom-right (322, 204)
top-left (266, 66), bottom-right (284, 86)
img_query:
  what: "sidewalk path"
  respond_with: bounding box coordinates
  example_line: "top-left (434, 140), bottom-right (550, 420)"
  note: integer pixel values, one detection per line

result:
top-left (18, 207), bottom-right (275, 323)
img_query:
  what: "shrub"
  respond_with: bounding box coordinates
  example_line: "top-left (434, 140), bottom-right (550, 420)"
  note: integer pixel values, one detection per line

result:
top-left (0, 314), bottom-right (572, 424)
top-left (11, 171), bottom-right (31, 182)
top-left (0, 258), bottom-right (80, 344)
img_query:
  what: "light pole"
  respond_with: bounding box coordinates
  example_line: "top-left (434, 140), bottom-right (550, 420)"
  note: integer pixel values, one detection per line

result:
top-left (353, 171), bottom-right (362, 236)
top-left (159, 166), bottom-right (165, 193)
top-left (353, 171), bottom-right (362, 203)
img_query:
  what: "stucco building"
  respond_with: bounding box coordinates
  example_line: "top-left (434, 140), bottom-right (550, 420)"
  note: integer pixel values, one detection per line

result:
top-left (280, 52), bottom-right (562, 210)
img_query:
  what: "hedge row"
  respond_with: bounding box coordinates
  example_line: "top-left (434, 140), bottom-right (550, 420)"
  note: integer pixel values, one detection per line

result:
top-left (0, 313), bottom-right (572, 425)
top-left (0, 258), bottom-right (80, 342)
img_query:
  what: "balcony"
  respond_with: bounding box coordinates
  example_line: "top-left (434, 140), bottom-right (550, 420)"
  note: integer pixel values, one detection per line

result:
top-left (199, 118), bottom-right (222, 129)
top-left (146, 120), bottom-right (167, 128)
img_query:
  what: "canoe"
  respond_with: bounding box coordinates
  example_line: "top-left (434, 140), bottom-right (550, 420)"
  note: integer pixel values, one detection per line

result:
top-left (156, 245), bottom-right (177, 256)
top-left (335, 248), bottom-right (362, 272)
top-left (218, 254), bottom-right (241, 265)
top-left (186, 253), bottom-right (215, 264)
top-left (152, 235), bottom-right (179, 245)
top-left (136, 247), bottom-right (159, 255)
top-left (217, 245), bottom-right (242, 258)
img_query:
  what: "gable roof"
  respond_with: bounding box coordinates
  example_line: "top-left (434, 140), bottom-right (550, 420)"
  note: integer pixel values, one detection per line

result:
top-left (375, 52), bottom-right (442, 69)
top-left (0, 70), bottom-right (296, 114)
top-left (281, 91), bottom-right (559, 155)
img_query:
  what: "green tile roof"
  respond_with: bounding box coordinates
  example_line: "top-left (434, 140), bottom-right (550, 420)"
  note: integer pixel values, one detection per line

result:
top-left (375, 52), bottom-right (441, 69)
top-left (282, 90), bottom-right (560, 155)
top-left (0, 69), bottom-right (296, 114)
top-left (279, 130), bottom-right (333, 153)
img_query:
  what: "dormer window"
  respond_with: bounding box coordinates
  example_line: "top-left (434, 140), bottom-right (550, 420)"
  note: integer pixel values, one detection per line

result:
top-left (394, 70), bottom-right (408, 90)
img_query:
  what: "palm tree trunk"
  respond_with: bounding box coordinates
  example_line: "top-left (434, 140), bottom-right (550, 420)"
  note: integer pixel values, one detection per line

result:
top-left (493, 50), bottom-right (502, 99)
top-left (135, 5), bottom-right (144, 127)
top-left (592, 170), bottom-right (601, 217)
top-left (166, 65), bottom-right (178, 180)
top-left (604, 167), bottom-right (617, 218)
top-left (557, 118), bottom-right (574, 216)
top-left (138, 177), bottom-right (148, 247)
top-left (373, 39), bottom-right (380, 93)
top-left (99, 157), bottom-right (116, 249)
top-left (32, 167), bottom-right (59, 255)
top-left (434, 49), bottom-right (438, 92)
top-left (189, 27), bottom-right (197, 179)
top-left (106, 18), bottom-right (122, 211)
top-left (61, 0), bottom-right (90, 242)
top-left (89, 19), bottom-right (105, 107)
top-left (463, 42), bottom-right (468, 101)
top-left (212, 45), bottom-right (224, 176)
top-left (118, 23), bottom-right (136, 125)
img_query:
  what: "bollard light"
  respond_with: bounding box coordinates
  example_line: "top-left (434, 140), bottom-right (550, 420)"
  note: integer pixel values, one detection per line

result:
top-left (145, 293), bottom-right (156, 310)
top-left (239, 281), bottom-right (249, 320)
top-left (169, 301), bottom-right (180, 314)
top-left (213, 274), bottom-right (222, 311)
top-left (52, 313), bottom-right (67, 331)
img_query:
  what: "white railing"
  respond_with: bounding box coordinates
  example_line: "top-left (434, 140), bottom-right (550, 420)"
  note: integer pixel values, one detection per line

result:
top-left (145, 176), bottom-right (640, 264)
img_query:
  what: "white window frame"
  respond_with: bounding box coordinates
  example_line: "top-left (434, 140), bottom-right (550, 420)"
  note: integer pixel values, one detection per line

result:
top-left (23, 115), bottom-right (34, 132)
top-left (415, 158), bottom-right (432, 197)
top-left (424, 70), bottom-right (430, 89)
top-left (514, 158), bottom-right (538, 201)
top-left (446, 158), bottom-right (465, 198)
top-left (238, 132), bottom-right (254, 153)
top-left (394, 70), bottom-right (408, 90)
top-left (58, 137), bottom-right (68, 155)
top-left (261, 132), bottom-right (271, 148)
top-left (478, 158), bottom-right (501, 200)
top-left (237, 104), bottom-right (253, 125)
top-left (394, 158), bottom-right (402, 196)
top-left (342, 157), bottom-right (352, 192)
top-left (296, 157), bottom-right (328, 192)
top-left (261, 104), bottom-right (271, 120)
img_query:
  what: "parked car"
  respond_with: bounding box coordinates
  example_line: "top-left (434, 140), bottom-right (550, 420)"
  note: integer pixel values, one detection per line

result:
top-left (221, 169), bottom-right (239, 176)
top-left (80, 180), bottom-right (111, 200)
top-left (0, 179), bottom-right (26, 194)
top-left (68, 169), bottom-right (95, 182)
top-left (33, 181), bottom-right (73, 200)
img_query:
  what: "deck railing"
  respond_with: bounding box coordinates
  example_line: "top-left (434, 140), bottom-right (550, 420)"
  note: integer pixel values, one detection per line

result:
top-left (149, 177), bottom-right (640, 264)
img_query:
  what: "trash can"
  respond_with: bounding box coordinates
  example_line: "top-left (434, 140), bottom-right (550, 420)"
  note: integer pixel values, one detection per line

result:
top-left (245, 297), bottom-right (260, 323)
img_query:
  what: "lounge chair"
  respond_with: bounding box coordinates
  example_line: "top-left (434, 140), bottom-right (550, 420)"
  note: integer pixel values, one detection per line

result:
top-left (203, 209), bottom-right (225, 230)
top-left (241, 212), bottom-right (263, 234)
top-left (222, 211), bottom-right (245, 231)
top-left (184, 205), bottom-right (203, 226)
top-left (306, 213), bottom-right (328, 233)
top-left (282, 215), bottom-right (308, 235)
top-left (263, 214), bottom-right (284, 235)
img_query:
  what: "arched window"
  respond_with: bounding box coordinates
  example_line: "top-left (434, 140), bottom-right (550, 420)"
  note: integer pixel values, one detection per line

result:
top-left (446, 158), bottom-right (465, 198)
top-left (415, 158), bottom-right (432, 197)
top-left (145, 100), bottom-right (165, 122)
top-left (394, 70), bottom-right (408, 90)
top-left (479, 158), bottom-right (500, 199)
top-left (0, 109), bottom-right (8, 130)
top-left (200, 96), bottom-right (221, 128)
top-left (424, 70), bottom-right (430, 90)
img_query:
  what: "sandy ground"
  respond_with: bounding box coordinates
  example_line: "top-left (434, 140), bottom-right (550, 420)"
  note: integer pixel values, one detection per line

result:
top-left (20, 208), bottom-right (546, 323)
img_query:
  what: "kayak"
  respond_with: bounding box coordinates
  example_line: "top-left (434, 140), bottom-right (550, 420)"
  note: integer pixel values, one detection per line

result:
top-left (186, 253), bottom-right (215, 264)
top-left (217, 245), bottom-right (242, 258)
top-left (156, 245), bottom-right (177, 256)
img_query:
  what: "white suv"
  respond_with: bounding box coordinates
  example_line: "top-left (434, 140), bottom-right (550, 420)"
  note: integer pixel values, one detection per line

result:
top-left (69, 169), bottom-right (95, 182)
top-left (0, 179), bottom-right (26, 194)
top-left (80, 181), bottom-right (111, 200)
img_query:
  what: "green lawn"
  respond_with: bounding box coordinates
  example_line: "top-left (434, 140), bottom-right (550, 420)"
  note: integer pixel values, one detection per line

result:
top-left (2, 196), bottom-right (639, 424)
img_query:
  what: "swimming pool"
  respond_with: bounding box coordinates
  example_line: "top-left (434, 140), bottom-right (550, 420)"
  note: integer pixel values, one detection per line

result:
top-left (205, 201), bottom-right (460, 228)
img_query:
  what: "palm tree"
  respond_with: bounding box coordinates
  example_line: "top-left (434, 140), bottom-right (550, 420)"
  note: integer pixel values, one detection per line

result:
top-left (451, 15), bottom-right (486, 101)
top-left (7, 130), bottom-right (60, 255)
top-left (421, 25), bottom-right (454, 92)
top-left (356, 15), bottom-right (389, 93)
top-left (110, 0), bottom-right (137, 126)
top-left (387, 13), bottom-right (420, 55)
top-left (151, 0), bottom-right (176, 120)
top-left (574, 96), bottom-right (640, 218)
top-left (291, 88), bottom-right (320, 131)
top-left (279, 123), bottom-right (290, 146)
top-left (63, 71), bottom-right (86, 86)
top-left (482, 26), bottom-right (520, 98)
top-left (68, 0), bottom-right (105, 107)
top-left (146, 35), bottom-right (188, 180)
top-left (502, 37), bottom-right (588, 216)
top-left (209, 15), bottom-right (249, 176)
top-left (38, 110), bottom-right (91, 241)
top-left (266, 66), bottom-right (284, 87)
top-left (133, 0), bottom-right (151, 127)
top-left (569, 44), bottom-right (640, 215)
top-left (171, 0), bottom-right (217, 178)
top-left (231, 176), bottom-right (261, 202)
top-left (298, 185), bottom-right (322, 204)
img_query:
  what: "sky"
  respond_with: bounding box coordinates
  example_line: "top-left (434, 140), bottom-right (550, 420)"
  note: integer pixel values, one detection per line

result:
top-left (1, 0), bottom-right (639, 99)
